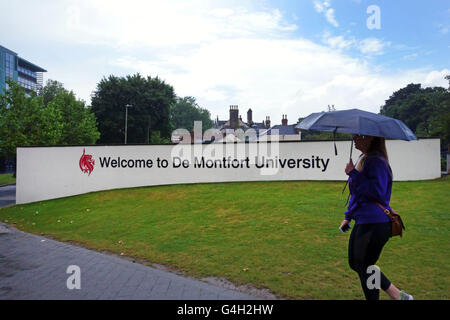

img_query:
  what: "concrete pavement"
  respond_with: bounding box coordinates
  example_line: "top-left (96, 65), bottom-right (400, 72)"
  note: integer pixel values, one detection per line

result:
top-left (0, 185), bottom-right (262, 300)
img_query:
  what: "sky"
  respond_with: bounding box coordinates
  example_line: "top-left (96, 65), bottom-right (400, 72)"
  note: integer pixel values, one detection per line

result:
top-left (1, 0), bottom-right (449, 124)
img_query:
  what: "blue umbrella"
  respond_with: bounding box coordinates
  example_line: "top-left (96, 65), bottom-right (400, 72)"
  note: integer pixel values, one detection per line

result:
top-left (296, 108), bottom-right (417, 141)
top-left (296, 108), bottom-right (417, 156)
top-left (296, 108), bottom-right (418, 200)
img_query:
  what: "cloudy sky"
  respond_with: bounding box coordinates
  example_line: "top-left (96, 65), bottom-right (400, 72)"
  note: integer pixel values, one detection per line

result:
top-left (1, 0), bottom-right (448, 124)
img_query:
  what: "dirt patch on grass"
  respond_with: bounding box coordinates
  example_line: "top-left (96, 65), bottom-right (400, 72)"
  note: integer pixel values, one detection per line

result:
top-left (201, 276), bottom-right (280, 300)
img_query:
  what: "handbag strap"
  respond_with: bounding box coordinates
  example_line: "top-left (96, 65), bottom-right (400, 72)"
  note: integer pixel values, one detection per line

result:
top-left (374, 201), bottom-right (392, 216)
top-left (374, 201), bottom-right (405, 233)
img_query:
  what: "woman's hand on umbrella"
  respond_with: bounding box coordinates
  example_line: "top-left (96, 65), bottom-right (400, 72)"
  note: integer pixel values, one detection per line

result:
top-left (345, 159), bottom-right (355, 175)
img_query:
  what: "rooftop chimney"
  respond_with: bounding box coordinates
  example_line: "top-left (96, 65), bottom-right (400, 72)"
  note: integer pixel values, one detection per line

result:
top-left (282, 114), bottom-right (288, 126)
top-left (229, 105), bottom-right (239, 129)
top-left (265, 116), bottom-right (271, 128)
top-left (247, 108), bottom-right (253, 125)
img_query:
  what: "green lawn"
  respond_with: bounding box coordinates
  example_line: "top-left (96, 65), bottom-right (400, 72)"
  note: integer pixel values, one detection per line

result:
top-left (0, 178), bottom-right (449, 299)
top-left (0, 173), bottom-right (15, 185)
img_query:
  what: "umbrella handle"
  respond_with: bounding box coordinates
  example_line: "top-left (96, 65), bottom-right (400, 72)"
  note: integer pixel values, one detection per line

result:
top-left (333, 127), bottom-right (338, 156)
top-left (342, 139), bottom-right (354, 196)
top-left (350, 139), bottom-right (353, 161)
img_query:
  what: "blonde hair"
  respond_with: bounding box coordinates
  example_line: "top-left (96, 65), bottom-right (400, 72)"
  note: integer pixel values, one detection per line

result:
top-left (356, 137), bottom-right (389, 171)
top-left (368, 137), bottom-right (389, 164)
top-left (355, 154), bottom-right (366, 172)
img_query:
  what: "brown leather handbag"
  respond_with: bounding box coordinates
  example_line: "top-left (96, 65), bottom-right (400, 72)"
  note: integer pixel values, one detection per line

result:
top-left (374, 202), bottom-right (406, 237)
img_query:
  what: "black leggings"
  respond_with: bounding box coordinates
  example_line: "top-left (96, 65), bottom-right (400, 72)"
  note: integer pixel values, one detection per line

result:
top-left (348, 222), bottom-right (392, 300)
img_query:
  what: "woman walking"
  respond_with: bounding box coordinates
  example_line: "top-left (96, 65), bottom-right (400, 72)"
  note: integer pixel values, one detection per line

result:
top-left (339, 134), bottom-right (413, 300)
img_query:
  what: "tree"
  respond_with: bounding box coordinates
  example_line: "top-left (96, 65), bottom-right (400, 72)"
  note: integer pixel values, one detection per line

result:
top-left (380, 77), bottom-right (450, 167)
top-left (380, 82), bottom-right (449, 138)
top-left (0, 80), bottom-right (63, 156)
top-left (91, 74), bottom-right (176, 144)
top-left (39, 79), bottom-right (100, 145)
top-left (170, 96), bottom-right (213, 132)
top-left (0, 79), bottom-right (101, 155)
top-left (380, 83), bottom-right (422, 119)
top-left (40, 79), bottom-right (66, 106)
top-left (47, 90), bottom-right (100, 145)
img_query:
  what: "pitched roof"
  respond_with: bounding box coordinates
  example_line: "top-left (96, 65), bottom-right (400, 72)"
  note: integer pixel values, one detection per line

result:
top-left (266, 124), bottom-right (299, 135)
top-left (249, 122), bottom-right (267, 130)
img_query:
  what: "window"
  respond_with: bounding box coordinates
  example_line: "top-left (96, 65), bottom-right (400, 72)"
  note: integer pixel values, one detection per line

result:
top-left (18, 75), bottom-right (37, 91)
top-left (5, 53), bottom-right (15, 80)
top-left (18, 66), bottom-right (37, 78)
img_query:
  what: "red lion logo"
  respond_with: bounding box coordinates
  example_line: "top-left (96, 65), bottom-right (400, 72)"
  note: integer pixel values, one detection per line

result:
top-left (79, 148), bottom-right (95, 176)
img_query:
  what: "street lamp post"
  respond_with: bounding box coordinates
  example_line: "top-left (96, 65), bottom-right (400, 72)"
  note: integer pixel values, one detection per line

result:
top-left (124, 104), bottom-right (132, 144)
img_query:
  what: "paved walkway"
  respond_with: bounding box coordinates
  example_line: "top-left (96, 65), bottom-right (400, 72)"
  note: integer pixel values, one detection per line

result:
top-left (0, 186), bottom-right (260, 300)
top-left (0, 184), bottom-right (15, 208)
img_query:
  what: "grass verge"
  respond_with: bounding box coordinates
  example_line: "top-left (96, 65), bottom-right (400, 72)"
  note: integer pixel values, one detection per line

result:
top-left (0, 173), bottom-right (15, 185)
top-left (0, 178), bottom-right (448, 299)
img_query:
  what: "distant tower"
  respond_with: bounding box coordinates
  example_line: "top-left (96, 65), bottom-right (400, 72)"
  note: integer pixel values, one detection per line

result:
top-left (36, 72), bottom-right (44, 92)
top-left (282, 114), bottom-right (288, 126)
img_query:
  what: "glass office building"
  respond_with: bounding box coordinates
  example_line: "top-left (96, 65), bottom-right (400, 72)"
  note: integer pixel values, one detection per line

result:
top-left (0, 45), bottom-right (47, 173)
top-left (0, 45), bottom-right (47, 94)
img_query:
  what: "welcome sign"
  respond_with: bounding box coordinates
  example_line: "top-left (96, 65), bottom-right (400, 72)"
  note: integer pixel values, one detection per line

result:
top-left (95, 155), bottom-right (330, 171)
top-left (17, 139), bottom-right (440, 204)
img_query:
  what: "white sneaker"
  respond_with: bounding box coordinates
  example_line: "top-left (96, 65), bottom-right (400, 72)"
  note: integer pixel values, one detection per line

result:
top-left (400, 290), bottom-right (414, 300)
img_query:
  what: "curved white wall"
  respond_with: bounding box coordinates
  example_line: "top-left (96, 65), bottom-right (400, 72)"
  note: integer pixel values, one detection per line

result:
top-left (16, 139), bottom-right (441, 204)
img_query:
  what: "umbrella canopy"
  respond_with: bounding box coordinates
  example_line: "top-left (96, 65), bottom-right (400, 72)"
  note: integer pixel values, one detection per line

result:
top-left (296, 108), bottom-right (417, 141)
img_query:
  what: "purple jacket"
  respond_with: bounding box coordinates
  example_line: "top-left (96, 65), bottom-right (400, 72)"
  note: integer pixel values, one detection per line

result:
top-left (345, 153), bottom-right (392, 225)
